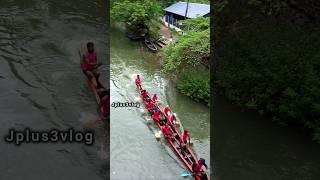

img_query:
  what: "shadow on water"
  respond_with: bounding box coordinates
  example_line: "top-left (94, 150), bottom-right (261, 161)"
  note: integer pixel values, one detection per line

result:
top-left (213, 95), bottom-right (320, 180)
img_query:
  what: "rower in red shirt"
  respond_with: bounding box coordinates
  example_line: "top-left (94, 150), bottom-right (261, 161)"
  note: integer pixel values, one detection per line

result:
top-left (81, 42), bottom-right (99, 88)
top-left (168, 113), bottom-right (177, 125)
top-left (192, 158), bottom-right (208, 177)
top-left (181, 129), bottom-right (190, 144)
top-left (140, 89), bottom-right (148, 99)
top-left (146, 100), bottom-right (154, 113)
top-left (152, 110), bottom-right (161, 121)
top-left (151, 94), bottom-right (158, 104)
top-left (163, 105), bottom-right (172, 117)
top-left (162, 124), bottom-right (173, 139)
top-left (135, 75), bottom-right (141, 88)
top-left (180, 129), bottom-right (191, 157)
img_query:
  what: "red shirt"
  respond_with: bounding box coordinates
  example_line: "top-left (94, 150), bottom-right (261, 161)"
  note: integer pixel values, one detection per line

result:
top-left (141, 91), bottom-right (147, 97)
top-left (147, 102), bottom-right (153, 110)
top-left (135, 77), bottom-right (141, 85)
top-left (152, 111), bottom-right (160, 120)
top-left (193, 161), bottom-right (202, 172)
top-left (163, 107), bottom-right (171, 116)
top-left (163, 126), bottom-right (171, 135)
top-left (152, 95), bottom-right (157, 102)
top-left (168, 115), bottom-right (176, 124)
top-left (182, 133), bottom-right (189, 142)
top-left (82, 52), bottom-right (97, 71)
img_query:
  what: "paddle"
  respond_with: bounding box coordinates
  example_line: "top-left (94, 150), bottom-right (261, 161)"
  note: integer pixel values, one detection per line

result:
top-left (155, 130), bottom-right (162, 140)
top-left (181, 170), bottom-right (192, 177)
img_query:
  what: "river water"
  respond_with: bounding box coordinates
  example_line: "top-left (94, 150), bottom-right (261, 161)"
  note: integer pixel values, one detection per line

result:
top-left (110, 25), bottom-right (211, 180)
top-left (0, 1), bottom-right (108, 179)
top-left (213, 95), bottom-right (320, 180)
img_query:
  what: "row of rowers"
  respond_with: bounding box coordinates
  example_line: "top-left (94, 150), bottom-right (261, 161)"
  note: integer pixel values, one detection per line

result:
top-left (142, 90), bottom-right (190, 152)
top-left (135, 75), bottom-right (208, 174)
top-left (135, 75), bottom-right (188, 138)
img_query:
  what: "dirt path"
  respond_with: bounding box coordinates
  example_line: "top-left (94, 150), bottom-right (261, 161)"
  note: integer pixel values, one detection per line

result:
top-left (158, 22), bottom-right (178, 43)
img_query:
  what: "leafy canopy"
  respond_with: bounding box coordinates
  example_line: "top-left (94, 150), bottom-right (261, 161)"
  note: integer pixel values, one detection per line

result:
top-left (111, 0), bottom-right (162, 28)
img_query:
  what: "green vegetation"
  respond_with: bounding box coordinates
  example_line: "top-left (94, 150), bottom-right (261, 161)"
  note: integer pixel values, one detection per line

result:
top-left (215, 0), bottom-right (320, 142)
top-left (111, 0), bottom-right (210, 36)
top-left (177, 69), bottom-right (210, 104)
top-left (180, 17), bottom-right (210, 31)
top-left (163, 17), bottom-right (210, 104)
top-left (111, 0), bottom-right (162, 36)
top-left (163, 29), bottom-right (209, 73)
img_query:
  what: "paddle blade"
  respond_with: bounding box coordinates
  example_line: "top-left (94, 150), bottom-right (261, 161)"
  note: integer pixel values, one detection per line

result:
top-left (181, 170), bottom-right (192, 177)
top-left (155, 131), bottom-right (162, 140)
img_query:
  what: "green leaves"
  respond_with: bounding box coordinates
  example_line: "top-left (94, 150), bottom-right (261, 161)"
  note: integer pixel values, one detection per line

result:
top-left (177, 70), bottom-right (210, 104)
top-left (111, 0), bottom-right (162, 29)
top-left (180, 17), bottom-right (210, 31)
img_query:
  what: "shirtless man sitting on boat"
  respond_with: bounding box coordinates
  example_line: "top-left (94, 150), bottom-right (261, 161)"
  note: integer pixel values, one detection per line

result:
top-left (81, 42), bottom-right (100, 89)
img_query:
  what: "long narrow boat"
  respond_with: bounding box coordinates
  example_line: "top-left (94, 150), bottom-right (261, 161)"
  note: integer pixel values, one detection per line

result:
top-left (79, 50), bottom-right (108, 127)
top-left (136, 80), bottom-right (210, 180)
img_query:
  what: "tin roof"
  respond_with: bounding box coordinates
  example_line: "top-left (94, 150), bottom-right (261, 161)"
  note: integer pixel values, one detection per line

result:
top-left (164, 2), bottom-right (210, 18)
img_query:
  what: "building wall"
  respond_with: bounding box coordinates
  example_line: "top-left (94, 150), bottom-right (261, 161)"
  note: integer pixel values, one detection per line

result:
top-left (165, 12), bottom-right (186, 27)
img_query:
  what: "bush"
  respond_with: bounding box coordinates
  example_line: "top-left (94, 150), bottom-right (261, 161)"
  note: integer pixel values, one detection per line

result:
top-left (163, 29), bottom-right (210, 73)
top-left (177, 69), bottom-right (210, 104)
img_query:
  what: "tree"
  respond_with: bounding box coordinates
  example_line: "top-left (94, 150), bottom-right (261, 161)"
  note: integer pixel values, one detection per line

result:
top-left (111, 0), bottom-right (162, 34)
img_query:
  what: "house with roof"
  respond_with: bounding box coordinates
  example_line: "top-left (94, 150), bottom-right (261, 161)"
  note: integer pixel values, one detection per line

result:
top-left (162, 1), bottom-right (210, 31)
